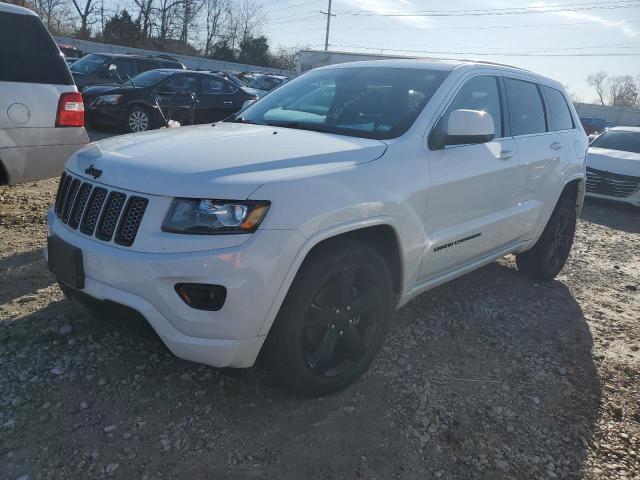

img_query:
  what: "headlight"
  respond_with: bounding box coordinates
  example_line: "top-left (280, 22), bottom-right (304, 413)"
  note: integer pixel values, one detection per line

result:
top-left (162, 198), bottom-right (270, 234)
top-left (95, 94), bottom-right (122, 105)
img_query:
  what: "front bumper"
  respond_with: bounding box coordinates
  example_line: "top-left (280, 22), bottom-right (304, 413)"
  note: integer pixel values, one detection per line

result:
top-left (585, 190), bottom-right (640, 206)
top-left (86, 104), bottom-right (127, 126)
top-left (47, 209), bottom-right (305, 368)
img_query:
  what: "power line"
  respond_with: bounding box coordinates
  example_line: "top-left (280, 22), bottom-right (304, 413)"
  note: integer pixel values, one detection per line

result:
top-left (330, 42), bottom-right (640, 56)
top-left (335, 0), bottom-right (640, 17)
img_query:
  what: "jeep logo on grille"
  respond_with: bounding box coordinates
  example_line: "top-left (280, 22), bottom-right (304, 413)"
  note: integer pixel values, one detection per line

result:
top-left (85, 165), bottom-right (102, 179)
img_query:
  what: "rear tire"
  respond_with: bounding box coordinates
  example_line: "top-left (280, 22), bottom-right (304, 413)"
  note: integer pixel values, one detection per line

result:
top-left (516, 197), bottom-right (576, 281)
top-left (265, 238), bottom-right (394, 396)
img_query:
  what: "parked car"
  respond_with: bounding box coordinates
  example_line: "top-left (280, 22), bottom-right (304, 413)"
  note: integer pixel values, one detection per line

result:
top-left (248, 73), bottom-right (289, 96)
top-left (586, 126), bottom-right (640, 206)
top-left (211, 71), bottom-right (262, 97)
top-left (46, 60), bottom-right (587, 395)
top-left (69, 53), bottom-right (185, 89)
top-left (236, 71), bottom-right (260, 86)
top-left (0, 3), bottom-right (88, 185)
top-left (58, 43), bottom-right (83, 59)
top-left (83, 69), bottom-right (258, 132)
top-left (580, 117), bottom-right (617, 136)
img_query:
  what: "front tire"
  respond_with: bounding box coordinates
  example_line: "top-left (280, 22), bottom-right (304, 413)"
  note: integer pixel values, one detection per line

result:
top-left (516, 197), bottom-right (577, 281)
top-left (266, 238), bottom-right (394, 396)
top-left (126, 106), bottom-right (152, 133)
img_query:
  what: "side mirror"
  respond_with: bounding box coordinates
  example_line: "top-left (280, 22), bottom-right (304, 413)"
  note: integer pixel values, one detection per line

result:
top-left (431, 109), bottom-right (495, 149)
top-left (108, 63), bottom-right (117, 71)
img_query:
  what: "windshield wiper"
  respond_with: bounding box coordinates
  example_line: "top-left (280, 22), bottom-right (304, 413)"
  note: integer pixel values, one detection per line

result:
top-left (225, 116), bottom-right (264, 125)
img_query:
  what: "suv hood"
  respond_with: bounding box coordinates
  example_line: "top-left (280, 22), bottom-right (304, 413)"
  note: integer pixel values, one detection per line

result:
top-left (67, 123), bottom-right (387, 198)
top-left (587, 147), bottom-right (640, 176)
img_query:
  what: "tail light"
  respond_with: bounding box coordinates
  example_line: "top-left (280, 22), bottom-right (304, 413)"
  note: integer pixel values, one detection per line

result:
top-left (56, 92), bottom-right (84, 127)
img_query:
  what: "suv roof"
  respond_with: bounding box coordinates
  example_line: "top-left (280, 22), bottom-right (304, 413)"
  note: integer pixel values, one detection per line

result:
top-left (94, 52), bottom-right (180, 62)
top-left (0, 2), bottom-right (38, 15)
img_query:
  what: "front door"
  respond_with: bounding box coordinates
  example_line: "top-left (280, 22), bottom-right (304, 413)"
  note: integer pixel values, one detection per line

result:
top-left (419, 75), bottom-right (519, 281)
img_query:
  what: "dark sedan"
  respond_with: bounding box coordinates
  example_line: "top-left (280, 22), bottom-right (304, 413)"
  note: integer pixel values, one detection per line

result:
top-left (83, 69), bottom-right (258, 133)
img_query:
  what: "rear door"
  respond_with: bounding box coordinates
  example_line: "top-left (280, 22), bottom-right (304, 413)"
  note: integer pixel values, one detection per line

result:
top-left (504, 77), bottom-right (562, 238)
top-left (195, 76), bottom-right (241, 123)
top-left (420, 74), bottom-right (519, 281)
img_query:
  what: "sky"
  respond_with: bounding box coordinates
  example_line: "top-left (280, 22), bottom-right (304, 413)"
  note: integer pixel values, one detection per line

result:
top-left (262, 0), bottom-right (640, 102)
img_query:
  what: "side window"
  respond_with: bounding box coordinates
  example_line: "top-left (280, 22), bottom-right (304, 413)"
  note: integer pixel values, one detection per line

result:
top-left (137, 59), bottom-right (157, 73)
top-left (543, 86), bottom-right (574, 131)
top-left (114, 58), bottom-right (134, 77)
top-left (442, 76), bottom-right (503, 137)
top-left (159, 75), bottom-right (197, 93)
top-left (505, 78), bottom-right (546, 136)
top-left (199, 77), bottom-right (234, 94)
top-left (0, 12), bottom-right (72, 85)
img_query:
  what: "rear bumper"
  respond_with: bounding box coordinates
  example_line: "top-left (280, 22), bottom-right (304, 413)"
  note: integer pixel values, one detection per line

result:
top-left (0, 127), bottom-right (88, 184)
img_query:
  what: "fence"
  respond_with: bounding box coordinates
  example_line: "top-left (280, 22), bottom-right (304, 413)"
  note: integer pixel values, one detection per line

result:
top-left (54, 36), bottom-right (295, 76)
top-left (574, 103), bottom-right (640, 127)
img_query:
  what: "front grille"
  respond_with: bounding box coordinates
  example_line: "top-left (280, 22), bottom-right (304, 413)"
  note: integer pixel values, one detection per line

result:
top-left (586, 167), bottom-right (640, 198)
top-left (54, 173), bottom-right (148, 247)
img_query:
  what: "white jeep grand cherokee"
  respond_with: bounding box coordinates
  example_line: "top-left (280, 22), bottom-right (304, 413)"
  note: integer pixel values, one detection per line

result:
top-left (46, 60), bottom-right (588, 395)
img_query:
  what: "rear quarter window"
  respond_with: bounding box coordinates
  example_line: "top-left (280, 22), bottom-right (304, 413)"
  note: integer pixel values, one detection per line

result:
top-left (0, 11), bottom-right (72, 85)
top-left (543, 86), bottom-right (574, 131)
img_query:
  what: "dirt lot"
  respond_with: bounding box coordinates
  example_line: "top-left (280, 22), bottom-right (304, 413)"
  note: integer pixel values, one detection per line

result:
top-left (1, 178), bottom-right (639, 480)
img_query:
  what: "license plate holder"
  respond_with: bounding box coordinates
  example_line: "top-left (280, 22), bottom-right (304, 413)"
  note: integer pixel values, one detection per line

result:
top-left (47, 236), bottom-right (85, 289)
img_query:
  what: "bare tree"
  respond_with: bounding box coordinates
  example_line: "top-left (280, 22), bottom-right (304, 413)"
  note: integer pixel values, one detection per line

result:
top-left (587, 71), bottom-right (607, 106)
top-left (70, 0), bottom-right (99, 38)
top-left (608, 74), bottom-right (639, 108)
top-left (34, 0), bottom-right (68, 32)
top-left (203, 0), bottom-right (230, 56)
top-left (178, 0), bottom-right (203, 46)
top-left (133, 0), bottom-right (155, 39)
top-left (155, 0), bottom-right (182, 40)
top-left (234, 0), bottom-right (263, 44)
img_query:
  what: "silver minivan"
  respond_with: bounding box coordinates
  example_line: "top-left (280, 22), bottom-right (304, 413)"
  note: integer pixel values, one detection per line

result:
top-left (0, 3), bottom-right (88, 185)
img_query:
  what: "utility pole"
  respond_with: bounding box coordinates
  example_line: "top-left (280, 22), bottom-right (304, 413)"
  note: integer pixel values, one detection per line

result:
top-left (321, 0), bottom-right (336, 51)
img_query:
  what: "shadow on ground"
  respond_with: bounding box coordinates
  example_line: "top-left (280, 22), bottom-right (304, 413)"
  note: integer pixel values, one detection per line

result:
top-left (0, 248), bottom-right (54, 305)
top-left (580, 197), bottom-right (640, 234)
top-left (1, 258), bottom-right (602, 479)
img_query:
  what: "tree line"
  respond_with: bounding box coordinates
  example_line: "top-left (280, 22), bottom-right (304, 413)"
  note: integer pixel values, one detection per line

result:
top-left (8, 0), bottom-right (300, 70)
top-left (585, 72), bottom-right (640, 109)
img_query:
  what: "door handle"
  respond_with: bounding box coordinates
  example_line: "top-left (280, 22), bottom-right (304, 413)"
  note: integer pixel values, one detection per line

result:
top-left (498, 150), bottom-right (514, 161)
top-left (223, 101), bottom-right (233, 104)
top-left (550, 141), bottom-right (565, 150)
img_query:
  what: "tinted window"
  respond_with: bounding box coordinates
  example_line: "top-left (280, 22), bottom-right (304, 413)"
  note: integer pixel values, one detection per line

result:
top-left (0, 12), bottom-right (72, 85)
top-left (70, 53), bottom-right (107, 74)
top-left (443, 76), bottom-right (503, 137)
top-left (112, 58), bottom-right (134, 78)
top-left (137, 59), bottom-right (159, 73)
top-left (199, 76), bottom-right (234, 94)
top-left (505, 78), bottom-right (546, 136)
top-left (160, 75), bottom-right (197, 93)
top-left (544, 86), bottom-right (574, 131)
top-left (590, 130), bottom-right (640, 154)
top-left (236, 67), bottom-right (448, 140)
top-left (127, 69), bottom-right (173, 87)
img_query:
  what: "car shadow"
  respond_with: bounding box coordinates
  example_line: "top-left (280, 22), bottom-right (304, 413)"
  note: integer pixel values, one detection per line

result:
top-left (580, 197), bottom-right (640, 234)
top-left (0, 248), bottom-right (54, 305)
top-left (1, 259), bottom-right (602, 479)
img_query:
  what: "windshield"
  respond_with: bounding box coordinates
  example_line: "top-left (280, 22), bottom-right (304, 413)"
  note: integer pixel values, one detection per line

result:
top-left (123, 69), bottom-right (174, 87)
top-left (591, 130), bottom-right (640, 154)
top-left (232, 67), bottom-right (448, 140)
top-left (70, 53), bottom-right (107, 74)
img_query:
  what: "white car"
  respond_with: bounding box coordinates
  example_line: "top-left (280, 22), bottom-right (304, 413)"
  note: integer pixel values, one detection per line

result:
top-left (586, 126), bottom-right (640, 206)
top-left (46, 59), bottom-right (588, 395)
top-left (0, 3), bottom-right (88, 185)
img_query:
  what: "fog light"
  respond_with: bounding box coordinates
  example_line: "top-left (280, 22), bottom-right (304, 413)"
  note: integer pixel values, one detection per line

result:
top-left (175, 283), bottom-right (227, 311)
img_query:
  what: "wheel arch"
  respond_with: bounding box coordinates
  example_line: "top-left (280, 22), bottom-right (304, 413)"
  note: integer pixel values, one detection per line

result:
top-left (258, 218), bottom-right (404, 337)
top-left (559, 175), bottom-right (586, 215)
top-left (0, 158), bottom-right (8, 186)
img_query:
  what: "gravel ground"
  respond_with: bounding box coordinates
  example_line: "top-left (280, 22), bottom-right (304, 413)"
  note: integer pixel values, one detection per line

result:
top-left (1, 178), bottom-right (639, 480)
